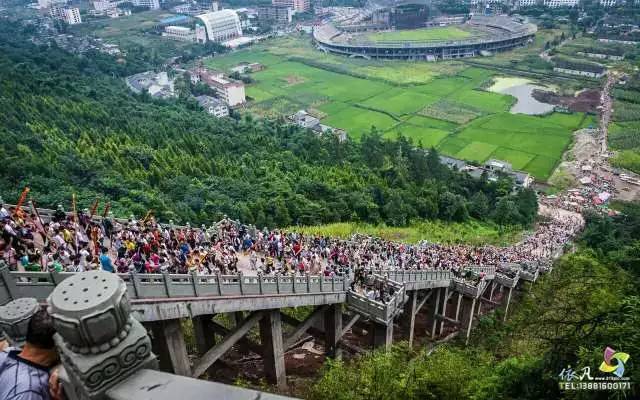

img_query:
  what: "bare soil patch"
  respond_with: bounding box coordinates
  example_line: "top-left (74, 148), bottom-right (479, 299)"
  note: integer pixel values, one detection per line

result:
top-left (532, 89), bottom-right (600, 113)
top-left (284, 75), bottom-right (305, 86)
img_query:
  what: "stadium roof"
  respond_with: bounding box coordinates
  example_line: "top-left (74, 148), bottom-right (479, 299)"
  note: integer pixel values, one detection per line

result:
top-left (195, 10), bottom-right (242, 42)
top-left (196, 9), bottom-right (241, 25)
top-left (371, 0), bottom-right (430, 7)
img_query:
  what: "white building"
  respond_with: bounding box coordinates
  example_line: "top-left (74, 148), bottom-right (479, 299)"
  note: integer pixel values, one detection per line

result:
top-left (543, 0), bottom-right (578, 7)
top-left (599, 0), bottom-right (618, 6)
top-left (132, 0), bottom-right (159, 10)
top-left (162, 26), bottom-right (196, 42)
top-left (50, 6), bottom-right (82, 25)
top-left (211, 76), bottom-right (245, 106)
top-left (553, 67), bottom-right (605, 79)
top-left (515, 0), bottom-right (539, 7)
top-left (207, 76), bottom-right (245, 106)
top-left (291, 110), bottom-right (320, 129)
top-left (196, 95), bottom-right (229, 117)
top-left (63, 7), bottom-right (81, 24)
top-left (126, 71), bottom-right (176, 99)
top-left (272, 0), bottom-right (309, 12)
top-left (190, 68), bottom-right (245, 106)
top-left (93, 0), bottom-right (114, 11)
top-left (195, 10), bottom-right (242, 43)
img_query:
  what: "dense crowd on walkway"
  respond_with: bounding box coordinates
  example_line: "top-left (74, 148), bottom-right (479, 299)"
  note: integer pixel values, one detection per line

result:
top-left (0, 197), bottom-right (583, 287)
top-left (0, 198), bottom-right (586, 400)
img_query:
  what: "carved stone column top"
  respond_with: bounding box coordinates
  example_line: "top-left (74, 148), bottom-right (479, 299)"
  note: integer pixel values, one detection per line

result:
top-left (48, 271), bottom-right (157, 400)
top-left (0, 297), bottom-right (39, 347)
top-left (47, 270), bottom-right (132, 354)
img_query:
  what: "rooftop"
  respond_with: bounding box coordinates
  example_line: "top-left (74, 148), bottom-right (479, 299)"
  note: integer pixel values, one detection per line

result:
top-left (196, 95), bottom-right (226, 108)
top-left (159, 15), bottom-right (191, 24)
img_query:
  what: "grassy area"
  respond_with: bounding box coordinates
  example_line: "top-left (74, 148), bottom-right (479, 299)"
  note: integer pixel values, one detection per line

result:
top-left (206, 35), bottom-right (465, 85)
top-left (437, 112), bottom-right (589, 179)
top-left (365, 26), bottom-right (473, 42)
top-left (204, 34), bottom-right (596, 181)
top-left (609, 103), bottom-right (640, 174)
top-left (322, 106), bottom-right (398, 139)
top-left (70, 11), bottom-right (198, 59)
top-left (287, 220), bottom-right (524, 246)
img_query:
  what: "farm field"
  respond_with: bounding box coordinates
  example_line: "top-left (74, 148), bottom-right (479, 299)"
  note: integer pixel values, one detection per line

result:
top-left (205, 36), bottom-right (595, 181)
top-left (610, 98), bottom-right (640, 174)
top-left (364, 26), bottom-right (473, 42)
top-left (437, 112), bottom-right (593, 179)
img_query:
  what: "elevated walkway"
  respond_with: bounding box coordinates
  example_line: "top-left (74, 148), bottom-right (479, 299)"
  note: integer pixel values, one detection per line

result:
top-left (1, 269), bottom-right (349, 321)
top-left (0, 248), bottom-right (551, 388)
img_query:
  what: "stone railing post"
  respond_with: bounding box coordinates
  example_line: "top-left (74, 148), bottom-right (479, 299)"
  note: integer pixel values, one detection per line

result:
top-left (0, 264), bottom-right (17, 303)
top-left (0, 297), bottom-right (40, 348)
top-left (47, 270), bottom-right (157, 400)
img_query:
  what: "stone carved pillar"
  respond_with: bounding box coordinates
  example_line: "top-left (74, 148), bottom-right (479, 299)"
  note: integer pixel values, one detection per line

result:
top-left (0, 297), bottom-right (40, 347)
top-left (47, 270), bottom-right (157, 400)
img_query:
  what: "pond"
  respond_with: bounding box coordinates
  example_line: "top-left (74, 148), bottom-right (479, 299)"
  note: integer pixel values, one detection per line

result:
top-left (488, 77), bottom-right (555, 115)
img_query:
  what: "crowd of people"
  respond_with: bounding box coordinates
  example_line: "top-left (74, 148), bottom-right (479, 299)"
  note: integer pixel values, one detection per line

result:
top-left (540, 167), bottom-right (618, 214)
top-left (1, 196), bottom-right (583, 289)
top-left (0, 192), bottom-right (587, 400)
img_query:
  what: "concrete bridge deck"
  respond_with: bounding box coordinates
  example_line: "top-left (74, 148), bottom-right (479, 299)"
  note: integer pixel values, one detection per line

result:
top-left (0, 256), bottom-right (545, 391)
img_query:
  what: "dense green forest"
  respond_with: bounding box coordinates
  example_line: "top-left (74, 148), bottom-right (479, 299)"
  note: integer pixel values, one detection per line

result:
top-left (309, 202), bottom-right (640, 400)
top-left (0, 22), bottom-right (537, 227)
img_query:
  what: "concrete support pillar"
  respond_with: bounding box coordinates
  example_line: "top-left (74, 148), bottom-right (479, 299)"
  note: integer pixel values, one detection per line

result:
top-left (234, 311), bottom-right (245, 327)
top-left (431, 288), bottom-right (441, 338)
top-left (149, 322), bottom-right (171, 372)
top-left (371, 322), bottom-right (393, 351)
top-left (454, 292), bottom-right (463, 322)
top-left (503, 286), bottom-right (513, 322)
top-left (439, 288), bottom-right (449, 335)
top-left (193, 314), bottom-right (216, 356)
top-left (259, 310), bottom-right (287, 390)
top-left (488, 282), bottom-right (496, 302)
top-left (150, 319), bottom-right (191, 376)
top-left (402, 290), bottom-right (417, 348)
top-left (324, 304), bottom-right (342, 358)
top-left (465, 298), bottom-right (476, 346)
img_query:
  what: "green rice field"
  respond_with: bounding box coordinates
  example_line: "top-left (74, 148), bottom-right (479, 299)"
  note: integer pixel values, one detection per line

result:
top-left (204, 36), bottom-right (596, 181)
top-left (365, 26), bottom-right (473, 42)
top-left (437, 113), bottom-right (594, 179)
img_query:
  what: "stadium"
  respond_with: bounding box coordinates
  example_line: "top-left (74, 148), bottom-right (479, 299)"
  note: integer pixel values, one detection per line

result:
top-left (313, 13), bottom-right (537, 61)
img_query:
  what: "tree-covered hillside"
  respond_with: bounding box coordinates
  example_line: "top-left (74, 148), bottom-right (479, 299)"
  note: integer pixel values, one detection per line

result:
top-left (0, 22), bottom-right (536, 227)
